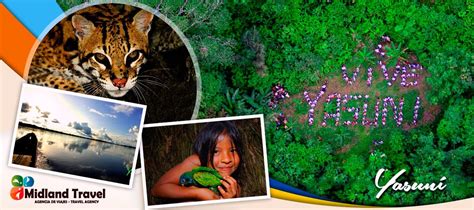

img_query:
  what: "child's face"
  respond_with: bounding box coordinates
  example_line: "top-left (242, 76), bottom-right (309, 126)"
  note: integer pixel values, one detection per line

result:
top-left (209, 134), bottom-right (240, 177)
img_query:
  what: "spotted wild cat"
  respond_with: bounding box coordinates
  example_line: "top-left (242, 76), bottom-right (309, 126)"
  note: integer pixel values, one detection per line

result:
top-left (28, 6), bottom-right (154, 98)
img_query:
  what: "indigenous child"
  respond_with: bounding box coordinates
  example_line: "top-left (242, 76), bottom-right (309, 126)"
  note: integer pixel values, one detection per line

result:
top-left (151, 122), bottom-right (242, 200)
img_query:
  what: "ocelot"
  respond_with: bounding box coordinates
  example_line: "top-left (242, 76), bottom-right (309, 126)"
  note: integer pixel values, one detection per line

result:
top-left (28, 5), bottom-right (154, 98)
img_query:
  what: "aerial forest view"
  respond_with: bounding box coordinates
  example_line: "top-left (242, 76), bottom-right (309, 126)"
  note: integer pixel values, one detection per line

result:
top-left (59, 0), bottom-right (472, 206)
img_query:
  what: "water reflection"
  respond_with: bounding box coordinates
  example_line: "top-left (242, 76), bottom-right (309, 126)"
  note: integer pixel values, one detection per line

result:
top-left (13, 125), bottom-right (137, 185)
top-left (66, 139), bottom-right (90, 153)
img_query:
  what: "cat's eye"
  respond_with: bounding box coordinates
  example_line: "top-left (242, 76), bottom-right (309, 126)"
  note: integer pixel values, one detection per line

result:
top-left (126, 50), bottom-right (141, 66)
top-left (94, 53), bottom-right (107, 63)
top-left (129, 51), bottom-right (139, 59)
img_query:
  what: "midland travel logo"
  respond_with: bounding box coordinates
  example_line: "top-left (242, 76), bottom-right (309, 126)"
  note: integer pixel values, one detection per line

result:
top-left (9, 175), bottom-right (106, 204)
top-left (10, 175), bottom-right (34, 200)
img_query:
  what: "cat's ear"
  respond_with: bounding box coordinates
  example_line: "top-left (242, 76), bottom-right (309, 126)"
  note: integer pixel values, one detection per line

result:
top-left (132, 10), bottom-right (153, 34)
top-left (71, 15), bottom-right (96, 40)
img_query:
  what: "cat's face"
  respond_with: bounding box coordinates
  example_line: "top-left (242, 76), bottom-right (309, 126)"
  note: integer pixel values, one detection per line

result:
top-left (72, 10), bottom-right (153, 97)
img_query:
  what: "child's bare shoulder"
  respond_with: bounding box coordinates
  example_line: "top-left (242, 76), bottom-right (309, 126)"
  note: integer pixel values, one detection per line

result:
top-left (181, 154), bottom-right (201, 168)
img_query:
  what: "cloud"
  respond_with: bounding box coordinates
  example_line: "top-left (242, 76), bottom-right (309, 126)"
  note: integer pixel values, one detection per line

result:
top-left (89, 108), bottom-right (117, 118)
top-left (105, 114), bottom-right (117, 118)
top-left (71, 121), bottom-right (92, 137)
top-left (129, 125), bottom-right (139, 136)
top-left (66, 140), bottom-right (91, 153)
top-left (21, 103), bottom-right (31, 112)
top-left (89, 108), bottom-right (104, 117)
top-left (95, 128), bottom-right (113, 142)
top-left (111, 104), bottom-right (135, 115)
top-left (41, 111), bottom-right (50, 118)
top-left (19, 117), bottom-right (29, 123)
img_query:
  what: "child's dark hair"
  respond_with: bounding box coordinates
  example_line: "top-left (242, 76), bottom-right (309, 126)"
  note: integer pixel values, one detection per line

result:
top-left (193, 121), bottom-right (243, 177)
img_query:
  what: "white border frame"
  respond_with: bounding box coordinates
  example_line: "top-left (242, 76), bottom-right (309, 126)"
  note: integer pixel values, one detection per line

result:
top-left (8, 83), bottom-right (147, 189)
top-left (141, 114), bottom-right (271, 209)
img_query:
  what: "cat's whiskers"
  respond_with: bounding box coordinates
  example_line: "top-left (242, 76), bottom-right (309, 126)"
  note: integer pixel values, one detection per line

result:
top-left (135, 81), bottom-right (160, 99)
top-left (137, 75), bottom-right (168, 89)
top-left (140, 79), bottom-right (168, 89)
top-left (82, 83), bottom-right (96, 95)
top-left (83, 82), bottom-right (108, 98)
top-left (131, 84), bottom-right (147, 104)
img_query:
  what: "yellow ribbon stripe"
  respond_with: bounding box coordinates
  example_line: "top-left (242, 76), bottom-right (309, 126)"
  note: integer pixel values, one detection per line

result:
top-left (270, 188), bottom-right (370, 208)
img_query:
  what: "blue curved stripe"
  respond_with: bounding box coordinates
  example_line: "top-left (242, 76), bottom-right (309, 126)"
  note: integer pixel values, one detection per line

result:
top-left (2, 0), bottom-right (63, 37)
top-left (270, 178), bottom-right (334, 201)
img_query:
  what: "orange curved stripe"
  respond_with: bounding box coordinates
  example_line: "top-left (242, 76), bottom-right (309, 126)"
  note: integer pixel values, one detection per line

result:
top-left (0, 4), bottom-right (36, 78)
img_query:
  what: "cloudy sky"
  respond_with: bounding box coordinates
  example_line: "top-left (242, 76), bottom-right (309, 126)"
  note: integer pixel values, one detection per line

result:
top-left (18, 85), bottom-right (144, 146)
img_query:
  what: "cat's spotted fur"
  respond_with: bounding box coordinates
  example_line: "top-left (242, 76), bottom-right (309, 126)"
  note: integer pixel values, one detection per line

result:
top-left (28, 5), bottom-right (154, 97)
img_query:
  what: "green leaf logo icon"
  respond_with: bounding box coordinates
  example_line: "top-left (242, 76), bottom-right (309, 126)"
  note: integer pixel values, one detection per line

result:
top-left (11, 175), bottom-right (23, 187)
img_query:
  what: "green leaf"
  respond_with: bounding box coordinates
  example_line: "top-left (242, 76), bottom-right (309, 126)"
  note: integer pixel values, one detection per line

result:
top-left (395, 25), bottom-right (403, 32)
